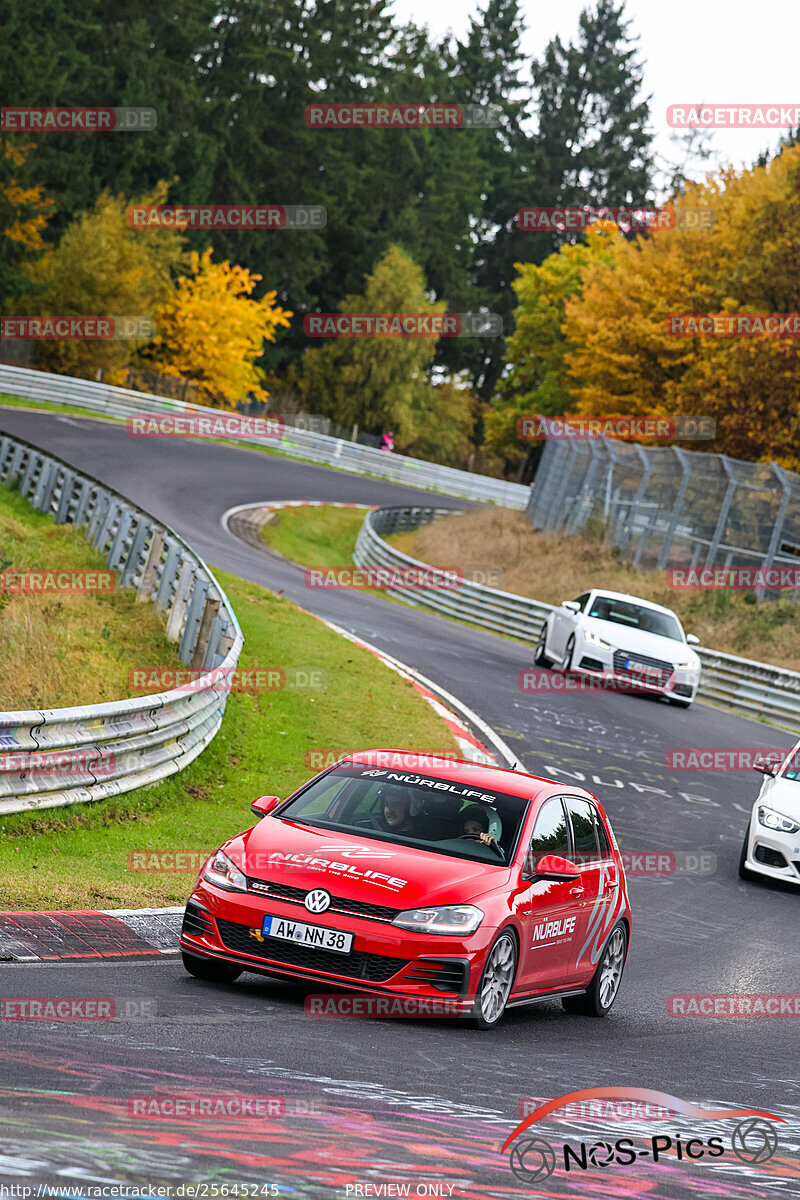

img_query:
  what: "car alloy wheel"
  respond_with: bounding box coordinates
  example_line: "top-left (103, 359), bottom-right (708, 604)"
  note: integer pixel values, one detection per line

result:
top-left (560, 635), bottom-right (575, 672)
top-left (562, 922), bottom-right (627, 1017)
top-left (534, 626), bottom-right (552, 667)
top-left (472, 930), bottom-right (517, 1029)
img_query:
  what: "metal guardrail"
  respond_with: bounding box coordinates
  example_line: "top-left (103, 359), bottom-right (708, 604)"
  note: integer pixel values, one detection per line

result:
top-left (0, 432), bottom-right (243, 815)
top-left (355, 506), bottom-right (800, 734)
top-left (0, 365), bottom-right (530, 509)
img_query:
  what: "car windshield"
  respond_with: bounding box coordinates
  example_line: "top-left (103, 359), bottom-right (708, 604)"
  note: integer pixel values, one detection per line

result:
top-left (779, 744), bottom-right (800, 780)
top-left (588, 595), bottom-right (683, 641)
top-left (275, 763), bottom-right (531, 864)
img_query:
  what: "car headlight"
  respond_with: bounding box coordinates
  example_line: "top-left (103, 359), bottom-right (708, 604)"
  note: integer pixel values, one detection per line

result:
top-left (676, 659), bottom-right (700, 671)
top-left (584, 629), bottom-right (612, 650)
top-left (757, 805), bottom-right (800, 835)
top-left (392, 904), bottom-right (484, 935)
top-left (202, 848), bottom-right (247, 891)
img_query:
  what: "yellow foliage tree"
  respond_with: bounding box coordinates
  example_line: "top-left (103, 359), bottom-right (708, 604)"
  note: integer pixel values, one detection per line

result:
top-left (146, 248), bottom-right (292, 409)
top-left (562, 147), bottom-right (800, 466)
top-left (0, 138), bottom-right (53, 303)
top-left (19, 183), bottom-right (185, 381)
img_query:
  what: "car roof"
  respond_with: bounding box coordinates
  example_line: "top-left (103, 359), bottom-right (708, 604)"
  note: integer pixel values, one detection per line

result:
top-left (341, 750), bottom-right (595, 804)
top-left (587, 588), bottom-right (679, 618)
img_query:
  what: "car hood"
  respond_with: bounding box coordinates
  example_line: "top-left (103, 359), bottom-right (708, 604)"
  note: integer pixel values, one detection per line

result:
top-left (584, 618), bottom-right (693, 664)
top-left (233, 819), bottom-right (509, 908)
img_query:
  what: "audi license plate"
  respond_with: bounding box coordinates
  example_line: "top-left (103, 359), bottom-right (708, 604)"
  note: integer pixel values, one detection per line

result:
top-left (625, 658), bottom-right (659, 675)
top-left (262, 914), bottom-right (353, 954)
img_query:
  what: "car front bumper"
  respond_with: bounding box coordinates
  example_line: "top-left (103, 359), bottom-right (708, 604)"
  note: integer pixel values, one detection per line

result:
top-left (180, 882), bottom-right (498, 1012)
top-left (745, 823), bottom-right (800, 886)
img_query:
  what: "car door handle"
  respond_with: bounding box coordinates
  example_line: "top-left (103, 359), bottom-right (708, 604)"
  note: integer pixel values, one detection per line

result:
top-left (569, 886), bottom-right (585, 897)
top-left (604, 878), bottom-right (618, 892)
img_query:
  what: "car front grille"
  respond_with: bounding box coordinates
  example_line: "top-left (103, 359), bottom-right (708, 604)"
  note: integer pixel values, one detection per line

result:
top-left (754, 845), bottom-right (788, 869)
top-left (402, 958), bottom-right (470, 995)
top-left (182, 901), bottom-right (215, 939)
top-left (216, 917), bottom-right (408, 982)
top-left (246, 877), bottom-right (401, 923)
top-left (613, 650), bottom-right (674, 686)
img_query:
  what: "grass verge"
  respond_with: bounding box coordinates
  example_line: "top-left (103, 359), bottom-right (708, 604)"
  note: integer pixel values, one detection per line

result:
top-left (0, 515), bottom-right (459, 909)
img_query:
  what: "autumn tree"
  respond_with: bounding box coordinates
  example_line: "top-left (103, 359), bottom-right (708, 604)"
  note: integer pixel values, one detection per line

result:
top-left (145, 248), bottom-right (292, 408)
top-left (19, 184), bottom-right (185, 381)
top-left (0, 138), bottom-right (53, 303)
top-left (486, 221), bottom-right (621, 473)
top-left (294, 245), bottom-right (447, 449)
top-left (562, 147), bottom-right (800, 466)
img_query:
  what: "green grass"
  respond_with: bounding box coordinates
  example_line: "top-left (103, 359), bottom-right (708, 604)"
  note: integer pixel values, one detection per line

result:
top-left (0, 485), bottom-right (182, 709)
top-left (0, 563), bottom-right (459, 910)
top-left (259, 504), bottom-right (371, 567)
top-left (0, 394), bottom-right (125, 422)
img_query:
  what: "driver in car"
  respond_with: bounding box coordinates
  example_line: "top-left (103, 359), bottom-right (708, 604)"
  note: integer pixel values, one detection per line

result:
top-left (459, 803), bottom-right (499, 847)
top-left (377, 785), bottom-right (415, 835)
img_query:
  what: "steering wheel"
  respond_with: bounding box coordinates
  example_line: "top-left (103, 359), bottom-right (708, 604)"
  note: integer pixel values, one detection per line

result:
top-left (460, 833), bottom-right (505, 861)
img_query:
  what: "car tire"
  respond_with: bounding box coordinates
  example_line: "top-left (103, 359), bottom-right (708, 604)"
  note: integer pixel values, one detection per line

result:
top-left (534, 626), bottom-right (552, 667)
top-left (561, 922), bottom-right (627, 1018)
top-left (471, 929), bottom-right (518, 1030)
top-left (559, 635), bottom-right (575, 673)
top-left (182, 950), bottom-right (243, 984)
top-left (738, 822), bottom-right (756, 881)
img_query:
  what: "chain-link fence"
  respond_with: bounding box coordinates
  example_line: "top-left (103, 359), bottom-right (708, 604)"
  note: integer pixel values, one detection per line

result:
top-left (527, 439), bottom-right (800, 592)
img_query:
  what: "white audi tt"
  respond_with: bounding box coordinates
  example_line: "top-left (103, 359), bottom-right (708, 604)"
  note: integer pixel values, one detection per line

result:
top-left (740, 740), bottom-right (800, 887)
top-left (534, 588), bottom-right (701, 707)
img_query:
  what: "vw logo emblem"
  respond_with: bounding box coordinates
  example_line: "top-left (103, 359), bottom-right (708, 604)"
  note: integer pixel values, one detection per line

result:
top-left (304, 889), bottom-right (332, 914)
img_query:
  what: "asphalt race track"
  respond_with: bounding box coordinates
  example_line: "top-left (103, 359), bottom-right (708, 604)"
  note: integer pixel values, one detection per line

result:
top-left (2, 407), bottom-right (799, 1197)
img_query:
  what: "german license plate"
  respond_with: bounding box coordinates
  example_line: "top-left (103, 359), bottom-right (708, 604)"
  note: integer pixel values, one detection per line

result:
top-left (262, 914), bottom-right (352, 954)
top-left (625, 659), bottom-right (659, 675)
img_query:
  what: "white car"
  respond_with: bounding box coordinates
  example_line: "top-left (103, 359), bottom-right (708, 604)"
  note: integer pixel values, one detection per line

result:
top-left (534, 588), bottom-right (701, 708)
top-left (740, 741), bottom-right (800, 887)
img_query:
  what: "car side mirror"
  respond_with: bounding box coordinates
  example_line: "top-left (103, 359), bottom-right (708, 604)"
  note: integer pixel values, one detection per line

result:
top-left (753, 762), bottom-right (778, 777)
top-left (561, 600), bottom-right (580, 613)
top-left (686, 633), bottom-right (700, 645)
top-left (251, 794), bottom-right (281, 817)
top-left (524, 852), bottom-right (582, 882)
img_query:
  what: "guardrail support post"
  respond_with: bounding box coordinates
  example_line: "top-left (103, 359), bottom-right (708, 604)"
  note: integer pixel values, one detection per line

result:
top-left (191, 598), bottom-right (221, 669)
top-left (137, 530), bottom-right (165, 601)
top-left (166, 560), bottom-right (194, 642)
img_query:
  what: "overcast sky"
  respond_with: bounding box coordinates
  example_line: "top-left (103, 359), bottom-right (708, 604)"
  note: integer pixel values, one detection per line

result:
top-left (389, 0), bottom-right (799, 191)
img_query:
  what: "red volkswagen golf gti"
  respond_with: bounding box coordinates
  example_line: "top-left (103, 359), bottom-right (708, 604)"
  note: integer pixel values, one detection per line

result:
top-left (180, 753), bottom-right (632, 1028)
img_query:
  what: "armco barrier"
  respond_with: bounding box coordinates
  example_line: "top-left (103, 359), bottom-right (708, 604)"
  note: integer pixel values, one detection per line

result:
top-left (354, 506), bottom-right (800, 734)
top-left (0, 365), bottom-right (530, 509)
top-left (0, 432), bottom-right (243, 815)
